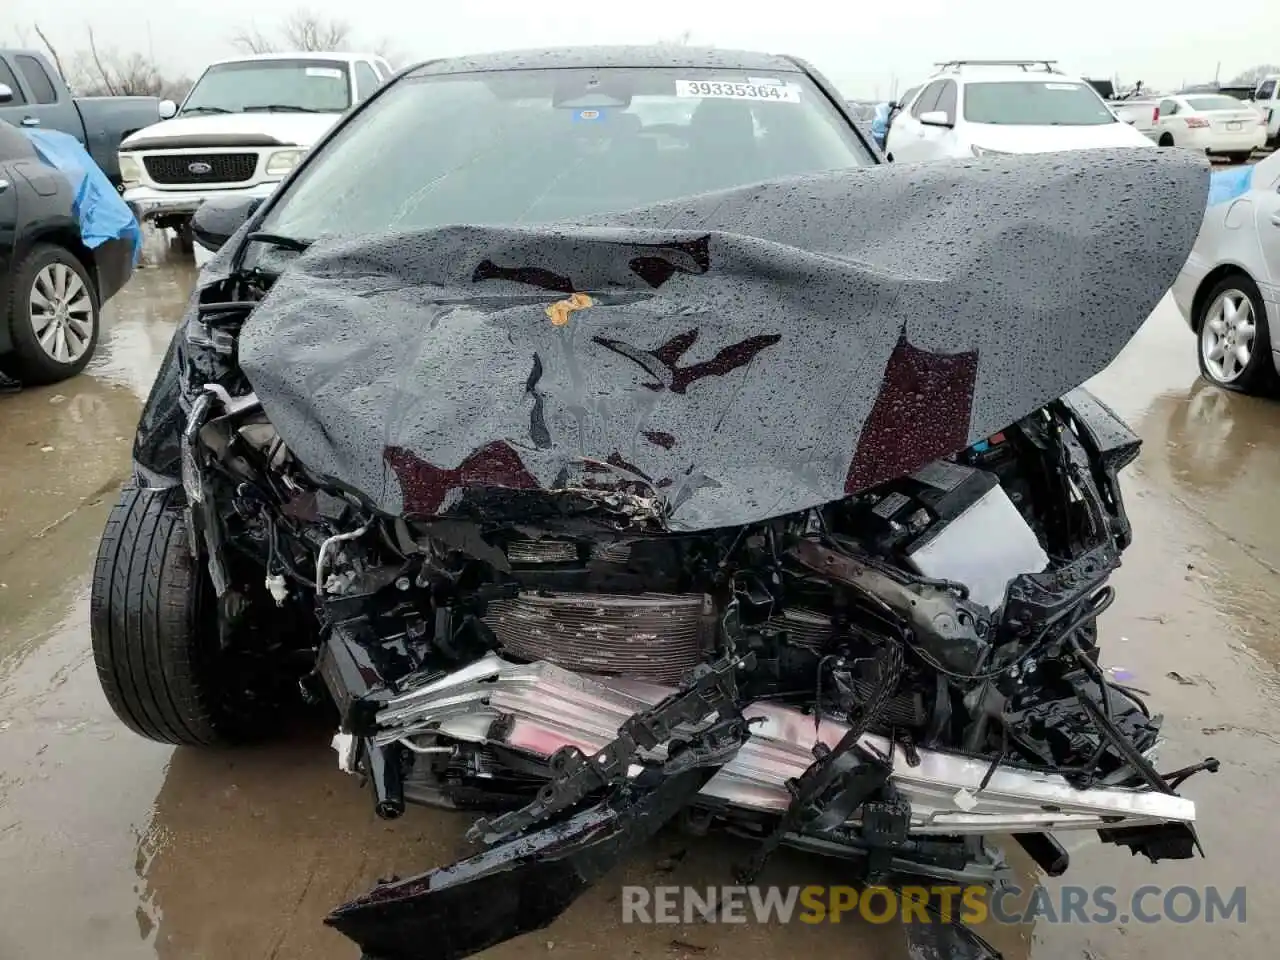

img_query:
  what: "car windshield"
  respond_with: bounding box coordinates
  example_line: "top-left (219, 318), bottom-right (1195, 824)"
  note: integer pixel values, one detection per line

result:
top-left (963, 80), bottom-right (1117, 126)
top-left (1186, 95), bottom-right (1250, 112)
top-left (257, 66), bottom-right (874, 246)
top-left (181, 59), bottom-right (351, 115)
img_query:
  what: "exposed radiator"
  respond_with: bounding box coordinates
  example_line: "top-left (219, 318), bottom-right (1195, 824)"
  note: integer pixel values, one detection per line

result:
top-left (484, 591), bottom-right (711, 684)
top-left (769, 607), bottom-right (833, 650)
top-left (506, 540), bottom-right (577, 564)
top-left (503, 538), bottom-right (633, 565)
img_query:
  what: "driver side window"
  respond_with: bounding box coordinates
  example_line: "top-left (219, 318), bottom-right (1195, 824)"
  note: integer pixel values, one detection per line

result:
top-left (912, 81), bottom-right (944, 118)
top-left (935, 81), bottom-right (958, 125)
top-left (1257, 80), bottom-right (1276, 101)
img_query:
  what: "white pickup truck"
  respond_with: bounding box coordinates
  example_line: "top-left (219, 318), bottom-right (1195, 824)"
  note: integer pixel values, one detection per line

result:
top-left (1254, 75), bottom-right (1280, 145)
top-left (118, 52), bottom-right (393, 248)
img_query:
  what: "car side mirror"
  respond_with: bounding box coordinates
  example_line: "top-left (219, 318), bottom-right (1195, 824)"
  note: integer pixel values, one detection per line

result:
top-left (0, 83), bottom-right (13, 105)
top-left (191, 195), bottom-right (264, 254)
top-left (158, 99), bottom-right (177, 120)
top-left (919, 110), bottom-right (953, 128)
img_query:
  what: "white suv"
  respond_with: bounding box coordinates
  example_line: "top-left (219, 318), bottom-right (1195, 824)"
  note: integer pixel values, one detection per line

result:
top-left (885, 60), bottom-right (1155, 162)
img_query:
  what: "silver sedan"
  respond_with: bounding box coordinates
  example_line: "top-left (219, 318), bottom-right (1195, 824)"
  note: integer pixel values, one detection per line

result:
top-left (1172, 151), bottom-right (1280, 394)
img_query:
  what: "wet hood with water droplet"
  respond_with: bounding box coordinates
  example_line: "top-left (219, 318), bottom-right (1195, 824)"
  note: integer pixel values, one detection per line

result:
top-left (237, 149), bottom-right (1207, 531)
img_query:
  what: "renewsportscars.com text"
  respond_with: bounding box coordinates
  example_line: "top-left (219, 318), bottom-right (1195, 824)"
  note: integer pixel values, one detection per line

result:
top-left (620, 884), bottom-right (1247, 925)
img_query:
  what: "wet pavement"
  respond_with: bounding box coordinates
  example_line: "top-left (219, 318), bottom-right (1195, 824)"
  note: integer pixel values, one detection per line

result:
top-left (2, 234), bottom-right (1279, 960)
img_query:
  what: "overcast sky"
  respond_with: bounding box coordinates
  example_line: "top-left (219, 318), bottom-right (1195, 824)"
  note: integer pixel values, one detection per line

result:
top-left (5, 0), bottom-right (1279, 97)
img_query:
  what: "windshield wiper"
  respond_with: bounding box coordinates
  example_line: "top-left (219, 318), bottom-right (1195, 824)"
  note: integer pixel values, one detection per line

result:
top-left (180, 106), bottom-right (232, 115)
top-left (243, 104), bottom-right (322, 113)
top-left (245, 231), bottom-right (311, 252)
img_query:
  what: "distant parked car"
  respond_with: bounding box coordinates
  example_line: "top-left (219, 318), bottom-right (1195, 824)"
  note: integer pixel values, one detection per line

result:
top-left (1, 121), bottom-right (137, 384)
top-left (0, 49), bottom-right (160, 186)
top-left (1153, 94), bottom-right (1266, 163)
top-left (885, 59), bottom-right (1153, 162)
top-left (1172, 152), bottom-right (1280, 394)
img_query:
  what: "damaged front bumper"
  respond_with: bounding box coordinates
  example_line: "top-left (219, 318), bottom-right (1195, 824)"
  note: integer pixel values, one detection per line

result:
top-left (324, 652), bottom-right (1202, 960)
top-left (373, 652), bottom-right (1196, 837)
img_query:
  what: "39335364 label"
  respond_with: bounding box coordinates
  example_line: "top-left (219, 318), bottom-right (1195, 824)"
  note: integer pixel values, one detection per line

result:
top-left (675, 79), bottom-right (802, 103)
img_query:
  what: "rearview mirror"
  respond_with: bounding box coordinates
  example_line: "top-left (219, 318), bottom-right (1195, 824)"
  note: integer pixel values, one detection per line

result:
top-left (190, 195), bottom-right (264, 254)
top-left (158, 99), bottom-right (177, 120)
top-left (0, 83), bottom-right (13, 105)
top-left (919, 110), bottom-right (953, 128)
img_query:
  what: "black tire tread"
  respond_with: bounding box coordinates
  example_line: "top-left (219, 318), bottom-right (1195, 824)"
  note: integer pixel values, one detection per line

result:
top-left (90, 485), bottom-right (228, 746)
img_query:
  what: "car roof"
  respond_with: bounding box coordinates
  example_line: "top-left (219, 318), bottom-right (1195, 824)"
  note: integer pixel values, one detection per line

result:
top-left (407, 45), bottom-right (804, 77)
top-left (207, 51), bottom-right (384, 67)
top-left (947, 70), bottom-right (1090, 85)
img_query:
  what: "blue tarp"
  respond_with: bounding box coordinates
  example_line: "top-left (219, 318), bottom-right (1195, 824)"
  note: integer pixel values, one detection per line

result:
top-left (21, 128), bottom-right (142, 264)
top-left (871, 101), bottom-right (890, 148)
top-left (1206, 164), bottom-right (1254, 207)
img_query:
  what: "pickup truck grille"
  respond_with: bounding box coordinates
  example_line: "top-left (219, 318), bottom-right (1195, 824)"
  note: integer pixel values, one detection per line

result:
top-left (143, 153), bottom-right (258, 185)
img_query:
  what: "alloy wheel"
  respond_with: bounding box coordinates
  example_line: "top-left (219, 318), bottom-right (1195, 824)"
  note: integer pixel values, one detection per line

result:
top-left (29, 262), bottom-right (96, 365)
top-left (1200, 289), bottom-right (1256, 383)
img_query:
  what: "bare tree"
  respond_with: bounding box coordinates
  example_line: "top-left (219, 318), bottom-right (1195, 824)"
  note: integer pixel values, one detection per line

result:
top-left (31, 23), bottom-right (68, 81)
top-left (1229, 65), bottom-right (1280, 86)
top-left (284, 10), bottom-right (351, 50)
top-left (85, 26), bottom-right (122, 95)
top-left (3, 25), bottom-right (33, 50)
top-left (15, 22), bottom-right (190, 99)
top-left (657, 30), bottom-right (695, 46)
top-left (229, 24), bottom-right (278, 55)
top-left (69, 27), bottom-right (189, 98)
top-left (232, 9), bottom-right (352, 54)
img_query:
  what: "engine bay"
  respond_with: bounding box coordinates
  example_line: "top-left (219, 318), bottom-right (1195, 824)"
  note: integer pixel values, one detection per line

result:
top-left (170, 360), bottom-right (1218, 960)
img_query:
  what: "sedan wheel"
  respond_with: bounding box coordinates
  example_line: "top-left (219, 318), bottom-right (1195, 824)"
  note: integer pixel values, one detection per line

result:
top-left (2, 243), bottom-right (101, 385)
top-left (1196, 274), bottom-right (1275, 394)
top-left (30, 262), bottom-right (96, 365)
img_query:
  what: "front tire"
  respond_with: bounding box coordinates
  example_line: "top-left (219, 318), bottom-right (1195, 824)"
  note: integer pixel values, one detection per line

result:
top-left (1158, 133), bottom-right (1175, 147)
top-left (1228, 152), bottom-right (1253, 165)
top-left (3, 244), bottom-right (100, 385)
top-left (91, 485), bottom-right (245, 746)
top-left (1195, 273), bottom-right (1276, 395)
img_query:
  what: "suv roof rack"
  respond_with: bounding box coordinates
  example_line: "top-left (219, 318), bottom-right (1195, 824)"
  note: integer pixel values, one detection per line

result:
top-left (934, 59), bottom-right (1060, 74)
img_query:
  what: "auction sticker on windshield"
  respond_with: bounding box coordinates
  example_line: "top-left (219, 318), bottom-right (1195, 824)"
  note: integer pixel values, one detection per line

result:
top-left (675, 79), bottom-right (801, 102)
top-left (306, 67), bottom-right (344, 79)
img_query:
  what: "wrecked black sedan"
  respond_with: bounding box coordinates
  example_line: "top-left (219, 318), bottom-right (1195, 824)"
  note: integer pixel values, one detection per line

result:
top-left (91, 46), bottom-right (1217, 960)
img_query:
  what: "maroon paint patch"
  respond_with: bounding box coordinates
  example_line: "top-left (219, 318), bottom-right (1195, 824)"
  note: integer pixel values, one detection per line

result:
top-left (595, 328), bottom-right (783, 395)
top-left (384, 441), bottom-right (539, 516)
top-left (844, 334), bottom-right (978, 494)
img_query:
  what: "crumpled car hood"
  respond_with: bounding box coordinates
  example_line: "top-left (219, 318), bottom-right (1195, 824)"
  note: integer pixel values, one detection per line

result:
top-left (238, 149), bottom-right (1207, 531)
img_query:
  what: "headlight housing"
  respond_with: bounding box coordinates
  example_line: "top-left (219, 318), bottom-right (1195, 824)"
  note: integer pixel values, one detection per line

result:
top-left (265, 148), bottom-right (305, 177)
top-left (118, 153), bottom-right (142, 184)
